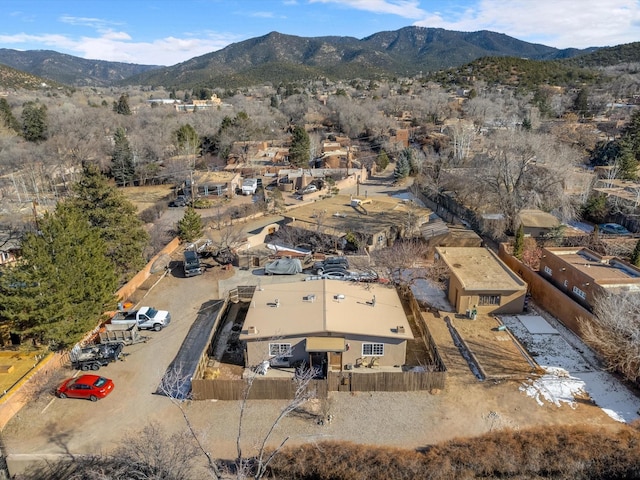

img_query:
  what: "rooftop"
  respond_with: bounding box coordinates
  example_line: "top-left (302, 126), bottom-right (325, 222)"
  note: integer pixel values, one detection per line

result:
top-left (284, 194), bottom-right (430, 237)
top-left (239, 280), bottom-right (412, 341)
top-left (436, 247), bottom-right (526, 292)
top-left (517, 209), bottom-right (560, 229)
top-left (543, 247), bottom-right (640, 285)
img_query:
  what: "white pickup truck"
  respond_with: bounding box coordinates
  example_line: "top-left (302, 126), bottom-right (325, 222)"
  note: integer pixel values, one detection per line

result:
top-left (111, 306), bottom-right (171, 331)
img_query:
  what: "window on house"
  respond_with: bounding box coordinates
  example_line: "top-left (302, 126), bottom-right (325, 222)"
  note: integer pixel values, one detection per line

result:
top-left (572, 286), bottom-right (586, 299)
top-left (478, 295), bottom-right (501, 306)
top-left (362, 343), bottom-right (384, 356)
top-left (268, 343), bottom-right (292, 357)
top-left (544, 266), bottom-right (552, 276)
top-left (377, 235), bottom-right (384, 245)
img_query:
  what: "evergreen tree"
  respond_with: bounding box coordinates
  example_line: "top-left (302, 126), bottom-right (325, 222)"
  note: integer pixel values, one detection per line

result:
top-left (513, 224), bottom-right (525, 260)
top-left (177, 207), bottom-right (203, 243)
top-left (0, 98), bottom-right (19, 132)
top-left (573, 88), bottom-right (589, 117)
top-left (631, 239), bottom-right (640, 268)
top-left (376, 150), bottom-right (390, 171)
top-left (21, 101), bottom-right (47, 142)
top-left (616, 136), bottom-right (639, 181)
top-left (289, 125), bottom-right (310, 167)
top-left (113, 94), bottom-right (132, 115)
top-left (0, 204), bottom-right (117, 349)
top-left (173, 124), bottom-right (200, 156)
top-left (69, 164), bottom-right (149, 283)
top-left (393, 149), bottom-right (412, 179)
top-left (111, 127), bottom-right (135, 187)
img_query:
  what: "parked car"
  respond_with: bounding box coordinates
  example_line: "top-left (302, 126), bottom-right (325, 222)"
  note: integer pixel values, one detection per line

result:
top-left (314, 256), bottom-right (349, 274)
top-left (598, 223), bottom-right (631, 235)
top-left (321, 270), bottom-right (356, 280)
top-left (183, 250), bottom-right (203, 277)
top-left (316, 264), bottom-right (349, 275)
top-left (56, 374), bottom-right (114, 401)
top-left (169, 195), bottom-right (188, 207)
top-left (302, 184), bottom-right (318, 194)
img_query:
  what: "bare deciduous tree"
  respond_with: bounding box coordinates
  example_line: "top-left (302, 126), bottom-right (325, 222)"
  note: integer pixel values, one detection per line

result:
top-left (582, 291), bottom-right (640, 384)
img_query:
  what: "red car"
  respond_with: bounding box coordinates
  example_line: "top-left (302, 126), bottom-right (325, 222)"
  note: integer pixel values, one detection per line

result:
top-left (56, 374), bottom-right (114, 401)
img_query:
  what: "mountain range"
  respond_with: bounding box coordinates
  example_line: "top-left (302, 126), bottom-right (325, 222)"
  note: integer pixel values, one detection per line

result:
top-left (0, 26), bottom-right (631, 90)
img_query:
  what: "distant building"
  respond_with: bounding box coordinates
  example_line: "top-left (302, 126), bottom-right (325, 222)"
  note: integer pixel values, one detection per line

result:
top-left (516, 209), bottom-right (561, 238)
top-left (283, 194), bottom-right (431, 252)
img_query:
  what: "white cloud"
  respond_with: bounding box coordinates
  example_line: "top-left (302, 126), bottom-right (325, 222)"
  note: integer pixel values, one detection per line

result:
top-left (59, 15), bottom-right (123, 30)
top-left (413, 0), bottom-right (640, 48)
top-left (0, 31), bottom-right (238, 65)
top-left (310, 0), bottom-right (426, 19)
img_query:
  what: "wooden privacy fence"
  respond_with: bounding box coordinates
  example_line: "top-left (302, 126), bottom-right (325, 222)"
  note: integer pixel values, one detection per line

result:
top-left (191, 369), bottom-right (445, 400)
top-left (328, 370), bottom-right (445, 392)
top-left (192, 377), bottom-right (327, 401)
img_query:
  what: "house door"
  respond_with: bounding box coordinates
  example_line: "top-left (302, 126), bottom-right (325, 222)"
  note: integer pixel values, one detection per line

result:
top-left (329, 351), bottom-right (342, 371)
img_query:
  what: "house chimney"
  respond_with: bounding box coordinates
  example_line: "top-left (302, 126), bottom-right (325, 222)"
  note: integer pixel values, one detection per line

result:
top-left (248, 326), bottom-right (257, 335)
top-left (397, 325), bottom-right (405, 334)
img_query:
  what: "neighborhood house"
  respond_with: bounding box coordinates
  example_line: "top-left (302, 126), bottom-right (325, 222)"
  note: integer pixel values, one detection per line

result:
top-left (538, 247), bottom-right (640, 309)
top-left (436, 246), bottom-right (528, 316)
top-left (239, 280), bottom-right (413, 374)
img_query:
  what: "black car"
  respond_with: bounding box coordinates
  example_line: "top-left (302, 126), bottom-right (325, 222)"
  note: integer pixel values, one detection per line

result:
top-left (169, 195), bottom-right (188, 207)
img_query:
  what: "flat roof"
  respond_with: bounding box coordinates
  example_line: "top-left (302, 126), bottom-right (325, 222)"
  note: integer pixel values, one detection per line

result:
top-left (543, 247), bottom-right (640, 283)
top-left (284, 194), bottom-right (430, 237)
top-left (436, 247), bottom-right (526, 291)
top-left (239, 280), bottom-right (412, 341)
top-left (517, 209), bottom-right (560, 228)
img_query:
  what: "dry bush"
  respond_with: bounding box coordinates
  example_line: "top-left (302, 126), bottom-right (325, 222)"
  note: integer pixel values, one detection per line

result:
top-left (266, 425), bottom-right (640, 480)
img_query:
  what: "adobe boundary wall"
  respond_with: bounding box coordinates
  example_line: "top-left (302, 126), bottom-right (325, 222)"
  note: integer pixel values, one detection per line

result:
top-left (498, 243), bottom-right (596, 337)
top-left (0, 238), bottom-right (181, 431)
top-left (116, 237), bottom-right (181, 301)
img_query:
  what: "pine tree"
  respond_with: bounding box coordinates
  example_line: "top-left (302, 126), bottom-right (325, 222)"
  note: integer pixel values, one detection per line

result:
top-left (513, 224), bottom-right (525, 260)
top-left (21, 101), bottom-right (47, 142)
top-left (394, 149), bottom-right (412, 179)
top-left (69, 163), bottom-right (149, 283)
top-left (376, 150), bottom-right (390, 171)
top-left (173, 124), bottom-right (200, 156)
top-left (0, 204), bottom-right (117, 349)
top-left (289, 125), bottom-right (310, 167)
top-left (113, 94), bottom-right (132, 115)
top-left (0, 98), bottom-right (19, 132)
top-left (112, 127), bottom-right (135, 187)
top-left (177, 207), bottom-right (203, 243)
top-left (631, 239), bottom-right (640, 268)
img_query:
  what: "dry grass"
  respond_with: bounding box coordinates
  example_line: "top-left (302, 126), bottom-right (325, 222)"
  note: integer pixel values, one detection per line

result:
top-left (267, 425), bottom-right (640, 479)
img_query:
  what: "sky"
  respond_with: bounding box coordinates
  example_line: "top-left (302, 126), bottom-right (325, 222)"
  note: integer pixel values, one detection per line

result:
top-left (1, 0), bottom-right (639, 66)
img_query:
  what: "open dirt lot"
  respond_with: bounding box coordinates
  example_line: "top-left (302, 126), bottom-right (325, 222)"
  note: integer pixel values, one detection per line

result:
top-left (2, 249), bottom-right (628, 476)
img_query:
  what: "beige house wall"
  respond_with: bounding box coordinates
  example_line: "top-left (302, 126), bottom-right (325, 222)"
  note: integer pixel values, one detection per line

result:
top-left (245, 334), bottom-right (406, 370)
top-left (447, 274), bottom-right (525, 315)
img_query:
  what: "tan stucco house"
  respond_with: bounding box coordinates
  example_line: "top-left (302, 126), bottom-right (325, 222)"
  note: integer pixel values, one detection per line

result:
top-left (239, 280), bottom-right (413, 374)
top-left (436, 247), bottom-right (528, 315)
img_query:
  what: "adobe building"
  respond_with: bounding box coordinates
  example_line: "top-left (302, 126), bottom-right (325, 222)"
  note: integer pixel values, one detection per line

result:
top-left (283, 194), bottom-right (431, 252)
top-left (436, 247), bottom-right (528, 315)
top-left (538, 247), bottom-right (640, 310)
top-left (239, 280), bottom-right (412, 374)
top-left (516, 209), bottom-right (561, 237)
